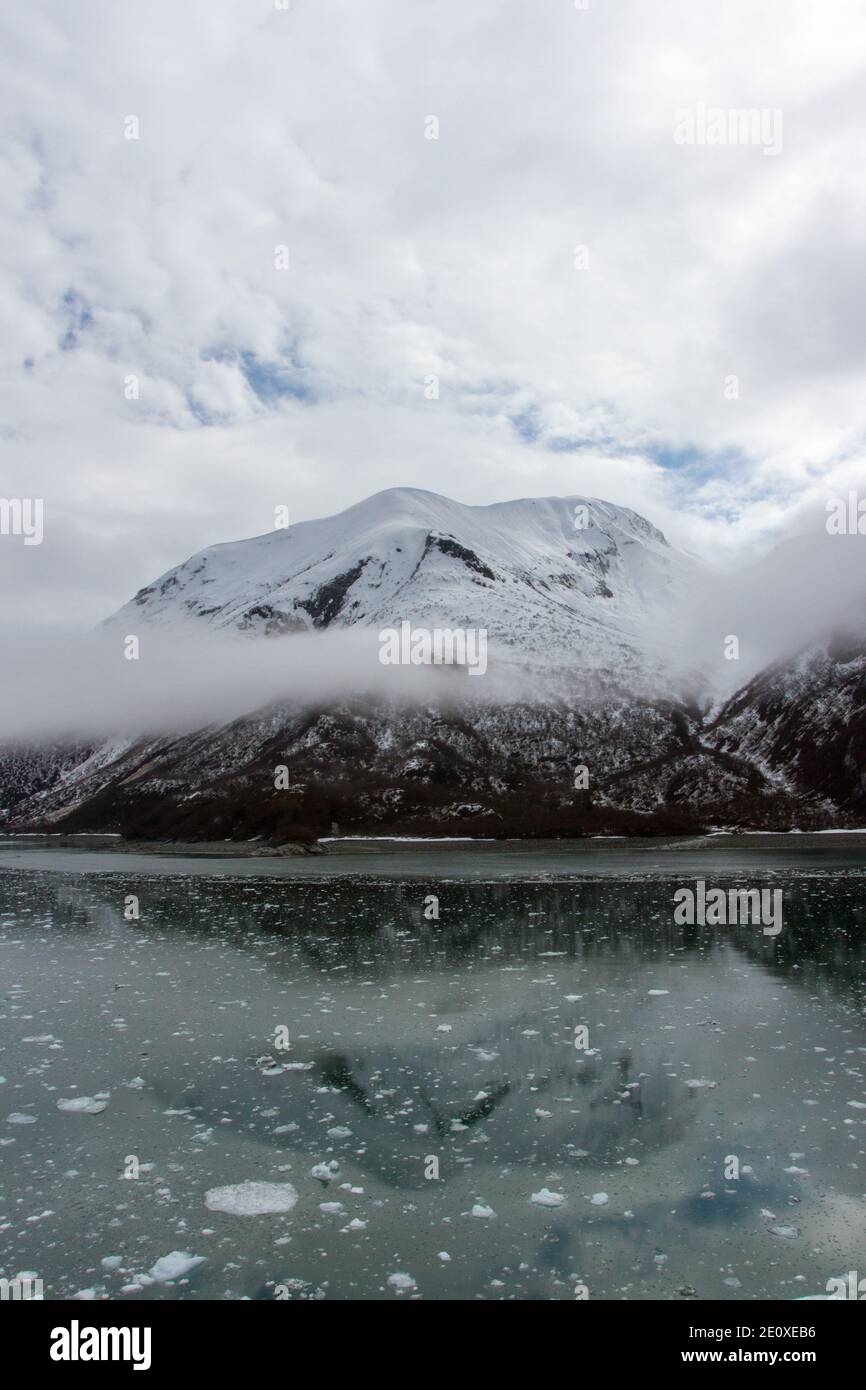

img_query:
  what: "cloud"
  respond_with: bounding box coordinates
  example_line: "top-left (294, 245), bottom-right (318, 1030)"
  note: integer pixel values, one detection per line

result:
top-left (1, 0), bottom-right (866, 631)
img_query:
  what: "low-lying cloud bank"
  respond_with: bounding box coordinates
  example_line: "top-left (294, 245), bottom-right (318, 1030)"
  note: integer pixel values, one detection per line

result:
top-left (0, 627), bottom-right (548, 741)
top-left (0, 517), bottom-right (863, 743)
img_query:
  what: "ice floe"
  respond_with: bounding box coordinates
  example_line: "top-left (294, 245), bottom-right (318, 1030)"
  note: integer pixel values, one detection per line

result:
top-left (204, 1181), bottom-right (299, 1216)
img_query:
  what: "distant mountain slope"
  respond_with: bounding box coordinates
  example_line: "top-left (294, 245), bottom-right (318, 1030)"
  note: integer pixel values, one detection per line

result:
top-left (2, 492), bottom-right (863, 841)
top-left (106, 488), bottom-right (703, 685)
top-left (0, 682), bottom-right (841, 842)
top-left (706, 631), bottom-right (866, 818)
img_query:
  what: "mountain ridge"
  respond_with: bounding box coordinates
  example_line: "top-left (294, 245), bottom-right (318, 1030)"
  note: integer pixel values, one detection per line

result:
top-left (2, 487), bottom-right (863, 841)
top-left (106, 487), bottom-right (702, 689)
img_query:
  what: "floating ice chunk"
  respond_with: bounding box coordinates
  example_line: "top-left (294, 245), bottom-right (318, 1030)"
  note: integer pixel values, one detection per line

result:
top-left (149, 1251), bottom-right (206, 1281)
top-left (847, 1101), bottom-right (866, 1109)
top-left (387, 1272), bottom-right (417, 1292)
top-left (685, 1079), bottom-right (717, 1090)
top-left (769, 1225), bottom-right (799, 1239)
top-left (589, 1192), bottom-right (609, 1206)
top-left (205, 1181), bottom-right (298, 1216)
top-left (319, 1202), bottom-right (344, 1214)
top-left (470, 1203), bottom-right (495, 1219)
top-left (57, 1097), bottom-right (108, 1115)
top-left (326, 1126), bottom-right (352, 1139)
top-left (6, 1112), bottom-right (36, 1124)
top-left (647, 990), bottom-right (669, 996)
top-left (311, 1161), bottom-right (340, 1182)
top-left (531, 1188), bottom-right (565, 1207)
top-left (437, 1252), bottom-right (451, 1262)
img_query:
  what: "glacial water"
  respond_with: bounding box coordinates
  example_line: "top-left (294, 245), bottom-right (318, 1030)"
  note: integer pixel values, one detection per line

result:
top-left (1, 836), bottom-right (865, 1301)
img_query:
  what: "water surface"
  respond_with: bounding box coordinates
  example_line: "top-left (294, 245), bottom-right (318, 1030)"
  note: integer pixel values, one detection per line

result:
top-left (1, 838), bottom-right (865, 1301)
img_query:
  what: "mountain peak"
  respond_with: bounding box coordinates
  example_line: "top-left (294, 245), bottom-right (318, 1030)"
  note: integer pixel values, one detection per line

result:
top-left (109, 488), bottom-right (696, 681)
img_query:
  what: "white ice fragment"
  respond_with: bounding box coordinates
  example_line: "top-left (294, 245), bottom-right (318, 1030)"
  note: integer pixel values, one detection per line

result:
top-left (57, 1097), bottom-right (108, 1115)
top-left (204, 1181), bottom-right (299, 1216)
top-left (311, 1161), bottom-right (340, 1182)
top-left (530, 1188), bottom-right (565, 1207)
top-left (148, 1251), bottom-right (206, 1281)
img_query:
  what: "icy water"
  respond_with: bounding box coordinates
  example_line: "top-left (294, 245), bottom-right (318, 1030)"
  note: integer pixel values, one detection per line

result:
top-left (1, 837), bottom-right (865, 1302)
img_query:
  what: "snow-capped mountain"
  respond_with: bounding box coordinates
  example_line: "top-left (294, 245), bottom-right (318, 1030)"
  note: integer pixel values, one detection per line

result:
top-left (108, 488), bottom-right (703, 686)
top-left (2, 489), bottom-right (864, 841)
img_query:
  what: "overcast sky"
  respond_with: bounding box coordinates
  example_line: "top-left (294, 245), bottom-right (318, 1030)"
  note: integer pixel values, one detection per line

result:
top-left (2, 0), bottom-right (866, 634)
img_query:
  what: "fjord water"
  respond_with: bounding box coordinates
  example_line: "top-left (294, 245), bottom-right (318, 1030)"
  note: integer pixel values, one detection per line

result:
top-left (1, 837), bottom-right (865, 1301)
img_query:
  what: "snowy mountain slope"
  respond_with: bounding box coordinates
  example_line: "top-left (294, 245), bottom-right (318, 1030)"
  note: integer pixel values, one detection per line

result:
top-left (107, 488), bottom-right (703, 684)
top-left (706, 630), bottom-right (866, 817)
top-left (3, 491), bottom-right (864, 840)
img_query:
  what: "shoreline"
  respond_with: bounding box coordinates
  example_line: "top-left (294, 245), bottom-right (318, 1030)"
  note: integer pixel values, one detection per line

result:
top-left (2, 830), bottom-right (866, 880)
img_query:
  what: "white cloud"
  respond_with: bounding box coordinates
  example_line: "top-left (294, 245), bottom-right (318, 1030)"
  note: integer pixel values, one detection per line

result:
top-left (1, 0), bottom-right (866, 630)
